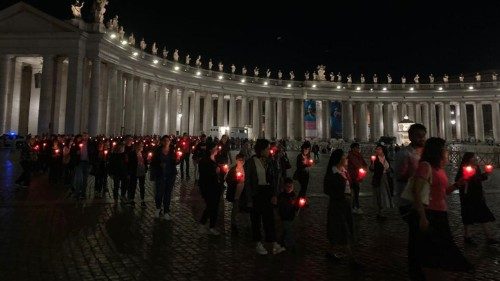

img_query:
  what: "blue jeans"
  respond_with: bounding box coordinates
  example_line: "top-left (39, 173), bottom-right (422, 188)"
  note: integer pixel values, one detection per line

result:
top-left (155, 175), bottom-right (175, 212)
top-left (74, 161), bottom-right (89, 198)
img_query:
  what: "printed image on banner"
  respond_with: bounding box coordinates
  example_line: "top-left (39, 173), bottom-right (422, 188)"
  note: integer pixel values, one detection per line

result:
top-left (304, 100), bottom-right (317, 138)
top-left (330, 101), bottom-right (342, 139)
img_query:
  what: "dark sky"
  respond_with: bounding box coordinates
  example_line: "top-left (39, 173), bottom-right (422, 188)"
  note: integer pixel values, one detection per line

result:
top-left (2, 0), bottom-right (500, 81)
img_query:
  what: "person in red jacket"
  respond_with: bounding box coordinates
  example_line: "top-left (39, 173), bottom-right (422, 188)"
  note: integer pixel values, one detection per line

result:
top-left (347, 143), bottom-right (368, 215)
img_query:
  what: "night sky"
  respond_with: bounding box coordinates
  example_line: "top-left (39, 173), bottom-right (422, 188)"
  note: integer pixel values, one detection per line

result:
top-left (2, 0), bottom-right (499, 81)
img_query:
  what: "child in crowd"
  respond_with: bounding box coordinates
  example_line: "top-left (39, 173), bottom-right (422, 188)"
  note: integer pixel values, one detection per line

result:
top-left (278, 178), bottom-right (299, 250)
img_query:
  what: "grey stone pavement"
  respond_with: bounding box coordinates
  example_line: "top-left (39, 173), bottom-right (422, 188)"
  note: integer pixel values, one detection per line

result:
top-left (0, 148), bottom-right (499, 281)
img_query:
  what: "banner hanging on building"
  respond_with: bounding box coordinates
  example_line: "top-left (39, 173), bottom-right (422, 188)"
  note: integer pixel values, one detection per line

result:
top-left (304, 100), bottom-right (317, 138)
top-left (330, 101), bottom-right (343, 139)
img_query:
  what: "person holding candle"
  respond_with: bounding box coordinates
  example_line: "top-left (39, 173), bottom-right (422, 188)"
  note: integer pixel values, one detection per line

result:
top-left (108, 143), bottom-right (128, 204)
top-left (48, 138), bottom-right (63, 184)
top-left (150, 136), bottom-right (178, 220)
top-left (347, 143), bottom-right (368, 215)
top-left (294, 142), bottom-right (312, 198)
top-left (244, 139), bottom-right (285, 255)
top-left (413, 138), bottom-right (474, 277)
top-left (15, 137), bottom-right (36, 188)
top-left (225, 153), bottom-right (246, 234)
top-left (455, 153), bottom-right (497, 245)
top-left (216, 134), bottom-right (232, 165)
top-left (192, 134), bottom-right (208, 185)
top-left (393, 123), bottom-right (427, 281)
top-left (198, 142), bottom-right (225, 235)
top-left (127, 142), bottom-right (148, 207)
top-left (92, 141), bottom-right (109, 198)
top-left (72, 133), bottom-right (92, 199)
top-left (369, 143), bottom-right (394, 221)
top-left (323, 149), bottom-right (360, 267)
top-left (278, 177), bottom-right (299, 251)
top-left (178, 132), bottom-right (191, 181)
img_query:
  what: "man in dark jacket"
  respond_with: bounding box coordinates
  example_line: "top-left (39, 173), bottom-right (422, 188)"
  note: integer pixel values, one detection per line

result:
top-left (347, 143), bottom-right (367, 214)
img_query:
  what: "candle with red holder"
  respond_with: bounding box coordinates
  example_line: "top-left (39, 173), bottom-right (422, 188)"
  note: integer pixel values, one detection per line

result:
top-left (221, 164), bottom-right (229, 173)
top-left (236, 171), bottom-right (244, 181)
top-left (462, 165), bottom-right (476, 180)
top-left (485, 164), bottom-right (494, 173)
top-left (371, 155), bottom-right (376, 162)
top-left (357, 168), bottom-right (367, 181)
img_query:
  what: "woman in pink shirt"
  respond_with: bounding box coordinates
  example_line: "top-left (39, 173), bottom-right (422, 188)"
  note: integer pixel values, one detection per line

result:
top-left (412, 138), bottom-right (474, 277)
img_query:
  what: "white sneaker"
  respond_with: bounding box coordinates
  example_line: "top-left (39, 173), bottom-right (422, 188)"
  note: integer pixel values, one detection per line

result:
top-left (272, 242), bottom-right (286, 255)
top-left (198, 224), bottom-right (209, 234)
top-left (164, 212), bottom-right (172, 221)
top-left (155, 209), bottom-right (162, 218)
top-left (256, 242), bottom-right (268, 255)
top-left (208, 228), bottom-right (220, 236)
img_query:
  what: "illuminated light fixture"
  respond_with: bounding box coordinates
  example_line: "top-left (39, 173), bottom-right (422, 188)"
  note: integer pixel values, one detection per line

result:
top-left (451, 110), bottom-right (455, 115)
top-left (356, 86), bottom-right (361, 91)
top-left (263, 81), bottom-right (268, 86)
top-left (438, 87), bottom-right (443, 91)
top-left (312, 84), bottom-right (317, 88)
top-left (196, 71), bottom-right (201, 76)
top-left (336, 85), bottom-right (341, 89)
top-left (403, 115), bottom-right (409, 120)
top-left (110, 33), bottom-right (117, 39)
top-left (178, 113), bottom-right (182, 118)
top-left (382, 87), bottom-right (387, 91)
top-left (468, 86), bottom-right (474, 90)
top-left (370, 88), bottom-right (373, 91)
top-left (409, 87), bottom-right (414, 91)
top-left (132, 51), bottom-right (139, 57)
top-left (121, 40), bottom-right (128, 45)
top-left (218, 75), bottom-right (223, 80)
top-left (287, 83), bottom-right (292, 88)
top-left (153, 59), bottom-right (159, 64)
top-left (241, 78), bottom-right (246, 83)
top-left (174, 66), bottom-right (180, 71)
top-left (451, 120), bottom-right (456, 125)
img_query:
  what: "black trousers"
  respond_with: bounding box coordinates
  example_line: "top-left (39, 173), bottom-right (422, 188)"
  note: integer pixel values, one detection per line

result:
top-left (180, 154), bottom-right (190, 178)
top-left (251, 186), bottom-right (276, 242)
top-left (351, 181), bottom-right (360, 209)
top-left (200, 185), bottom-right (222, 228)
top-left (400, 205), bottom-right (425, 281)
top-left (129, 175), bottom-right (145, 201)
top-left (297, 174), bottom-right (310, 197)
top-left (15, 160), bottom-right (32, 186)
top-left (94, 174), bottom-right (107, 194)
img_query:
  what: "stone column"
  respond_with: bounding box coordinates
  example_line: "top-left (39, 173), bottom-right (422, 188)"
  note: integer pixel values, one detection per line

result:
top-left (421, 102), bottom-right (430, 132)
top-left (229, 94), bottom-right (237, 128)
top-left (240, 95), bottom-right (249, 127)
top-left (383, 102), bottom-right (391, 137)
top-left (216, 93), bottom-right (224, 126)
top-left (52, 57), bottom-right (67, 134)
top-left (115, 71), bottom-right (124, 135)
top-left (491, 101), bottom-right (500, 142)
top-left (429, 102), bottom-right (437, 137)
top-left (407, 102), bottom-right (415, 121)
top-left (264, 97), bottom-right (272, 139)
top-left (203, 93), bottom-right (213, 133)
top-left (415, 103), bottom-right (422, 124)
top-left (190, 91), bottom-right (201, 135)
top-left (252, 97), bottom-right (260, 139)
top-left (223, 98), bottom-right (229, 126)
top-left (87, 57), bottom-right (101, 135)
top-left (105, 65), bottom-right (117, 135)
top-left (8, 57), bottom-right (22, 133)
top-left (38, 55), bottom-right (55, 134)
top-left (124, 75), bottom-right (135, 135)
top-left (0, 55), bottom-right (11, 133)
top-left (443, 102), bottom-right (452, 140)
top-left (392, 103), bottom-right (399, 137)
top-left (372, 102), bottom-right (382, 141)
top-left (344, 100), bottom-right (354, 141)
top-left (145, 83), bottom-right (155, 135)
top-left (180, 88), bottom-right (189, 134)
top-left (276, 98), bottom-right (284, 140)
top-left (65, 55), bottom-right (84, 134)
top-left (158, 85), bottom-right (167, 135)
top-left (459, 102), bottom-right (468, 140)
top-left (474, 102), bottom-right (484, 141)
top-left (357, 102), bottom-right (368, 142)
top-left (133, 79), bottom-right (144, 135)
top-left (169, 87), bottom-right (179, 135)
top-left (287, 99), bottom-right (295, 140)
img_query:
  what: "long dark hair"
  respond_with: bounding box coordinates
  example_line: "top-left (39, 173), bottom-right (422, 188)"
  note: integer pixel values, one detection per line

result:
top-left (455, 152), bottom-right (476, 181)
top-left (420, 137), bottom-right (446, 169)
top-left (326, 149), bottom-right (344, 173)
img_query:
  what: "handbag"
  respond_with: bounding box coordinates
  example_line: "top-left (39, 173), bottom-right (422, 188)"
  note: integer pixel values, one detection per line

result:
top-left (401, 163), bottom-right (432, 205)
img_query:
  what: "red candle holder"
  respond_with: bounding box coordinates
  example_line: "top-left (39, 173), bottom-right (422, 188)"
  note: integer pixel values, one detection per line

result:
top-left (218, 145), bottom-right (222, 150)
top-left (79, 143), bottom-right (83, 149)
top-left (55, 149), bottom-right (60, 154)
top-left (176, 151), bottom-right (183, 158)
top-left (463, 165), bottom-right (476, 180)
top-left (358, 168), bottom-right (367, 180)
top-left (485, 164), bottom-right (494, 173)
top-left (104, 150), bottom-right (108, 155)
top-left (371, 155), bottom-right (376, 162)
top-left (112, 142), bottom-right (117, 147)
top-left (298, 197), bottom-right (307, 208)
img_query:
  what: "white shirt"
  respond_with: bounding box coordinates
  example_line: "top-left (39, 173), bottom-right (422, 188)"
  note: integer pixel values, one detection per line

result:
top-left (332, 166), bottom-right (351, 195)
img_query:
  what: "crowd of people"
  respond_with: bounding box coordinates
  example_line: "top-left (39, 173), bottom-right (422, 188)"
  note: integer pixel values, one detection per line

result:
top-left (9, 125), bottom-right (499, 279)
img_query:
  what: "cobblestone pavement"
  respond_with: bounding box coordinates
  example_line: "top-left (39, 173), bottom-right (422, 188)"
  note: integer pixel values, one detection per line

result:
top-left (0, 149), bottom-right (499, 281)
